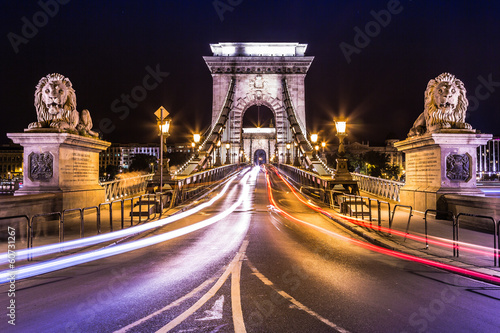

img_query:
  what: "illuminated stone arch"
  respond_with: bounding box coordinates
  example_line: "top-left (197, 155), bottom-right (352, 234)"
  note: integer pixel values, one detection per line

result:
top-left (204, 42), bottom-right (314, 163)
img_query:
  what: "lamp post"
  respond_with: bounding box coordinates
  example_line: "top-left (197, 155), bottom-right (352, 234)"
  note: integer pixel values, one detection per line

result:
top-left (311, 133), bottom-right (318, 160)
top-left (215, 140), bottom-right (222, 166)
top-left (193, 133), bottom-right (201, 159)
top-left (321, 141), bottom-right (326, 159)
top-left (335, 121), bottom-right (347, 155)
top-left (286, 143), bottom-right (291, 164)
top-left (225, 143), bottom-right (231, 164)
top-left (293, 141), bottom-right (300, 166)
top-left (154, 106), bottom-right (171, 192)
top-left (333, 120), bottom-right (352, 181)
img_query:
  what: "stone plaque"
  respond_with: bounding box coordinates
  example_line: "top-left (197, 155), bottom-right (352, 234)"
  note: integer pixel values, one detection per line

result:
top-left (404, 150), bottom-right (440, 186)
top-left (446, 154), bottom-right (470, 181)
top-left (60, 151), bottom-right (98, 184)
top-left (29, 152), bottom-right (53, 181)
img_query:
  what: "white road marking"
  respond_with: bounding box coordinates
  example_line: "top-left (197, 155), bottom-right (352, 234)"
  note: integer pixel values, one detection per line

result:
top-left (114, 275), bottom-right (218, 333)
top-left (246, 259), bottom-right (351, 333)
top-left (231, 249), bottom-right (246, 333)
top-left (155, 240), bottom-right (249, 333)
top-left (196, 295), bottom-right (224, 321)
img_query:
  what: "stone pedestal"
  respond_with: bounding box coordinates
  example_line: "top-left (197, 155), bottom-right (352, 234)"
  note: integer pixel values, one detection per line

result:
top-left (7, 132), bottom-right (111, 211)
top-left (334, 158), bottom-right (352, 181)
top-left (394, 132), bottom-right (492, 211)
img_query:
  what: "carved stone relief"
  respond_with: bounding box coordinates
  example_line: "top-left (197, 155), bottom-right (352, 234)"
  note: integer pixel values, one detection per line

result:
top-left (29, 152), bottom-right (53, 181)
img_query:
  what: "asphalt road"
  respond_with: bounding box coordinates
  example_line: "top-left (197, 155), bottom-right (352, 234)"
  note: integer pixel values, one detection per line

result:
top-left (2, 166), bottom-right (500, 333)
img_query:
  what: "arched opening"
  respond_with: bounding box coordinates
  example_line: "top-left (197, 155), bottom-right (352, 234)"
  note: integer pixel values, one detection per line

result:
top-left (242, 104), bottom-right (275, 128)
top-left (254, 149), bottom-right (266, 165)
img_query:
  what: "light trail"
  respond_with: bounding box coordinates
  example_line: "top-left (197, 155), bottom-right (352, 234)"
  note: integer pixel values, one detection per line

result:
top-left (0, 168), bottom-right (249, 264)
top-left (272, 166), bottom-right (499, 259)
top-left (0, 167), bottom-right (258, 283)
top-left (265, 168), bottom-right (500, 285)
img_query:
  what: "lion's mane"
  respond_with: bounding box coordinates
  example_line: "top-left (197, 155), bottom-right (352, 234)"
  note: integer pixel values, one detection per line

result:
top-left (408, 72), bottom-right (471, 137)
top-left (34, 73), bottom-right (77, 125)
top-left (424, 73), bottom-right (468, 127)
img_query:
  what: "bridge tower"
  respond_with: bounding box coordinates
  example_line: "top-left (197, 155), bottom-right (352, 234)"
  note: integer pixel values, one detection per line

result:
top-left (202, 42), bottom-right (327, 173)
top-left (180, 42), bottom-right (330, 175)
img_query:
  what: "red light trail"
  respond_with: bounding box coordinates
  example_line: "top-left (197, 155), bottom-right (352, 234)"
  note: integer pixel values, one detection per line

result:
top-left (265, 167), bottom-right (500, 285)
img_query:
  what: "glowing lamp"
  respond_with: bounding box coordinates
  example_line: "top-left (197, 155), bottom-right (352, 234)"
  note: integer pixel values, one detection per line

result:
top-left (335, 121), bottom-right (346, 135)
top-left (193, 133), bottom-right (201, 143)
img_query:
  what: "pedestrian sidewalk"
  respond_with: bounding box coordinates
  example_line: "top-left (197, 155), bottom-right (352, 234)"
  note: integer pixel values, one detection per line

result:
top-left (322, 191), bottom-right (500, 282)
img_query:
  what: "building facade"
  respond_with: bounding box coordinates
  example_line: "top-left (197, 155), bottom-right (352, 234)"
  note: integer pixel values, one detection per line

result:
top-left (99, 143), bottom-right (160, 171)
top-left (99, 143), bottom-right (196, 172)
top-left (0, 144), bottom-right (23, 179)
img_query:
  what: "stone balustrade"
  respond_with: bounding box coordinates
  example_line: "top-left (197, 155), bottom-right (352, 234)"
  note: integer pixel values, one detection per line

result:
top-left (351, 173), bottom-right (404, 202)
top-left (100, 174), bottom-right (154, 202)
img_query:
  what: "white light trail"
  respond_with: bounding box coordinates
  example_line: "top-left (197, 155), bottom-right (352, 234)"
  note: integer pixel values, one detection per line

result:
top-left (0, 170), bottom-right (249, 264)
top-left (0, 168), bottom-right (256, 283)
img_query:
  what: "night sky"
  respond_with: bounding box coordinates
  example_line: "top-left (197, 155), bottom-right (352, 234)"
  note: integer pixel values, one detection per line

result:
top-left (1, 0), bottom-right (499, 146)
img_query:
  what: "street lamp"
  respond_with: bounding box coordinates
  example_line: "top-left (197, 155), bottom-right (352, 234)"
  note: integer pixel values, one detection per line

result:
top-left (154, 106), bottom-right (171, 192)
top-left (215, 140), bottom-right (222, 166)
top-left (335, 121), bottom-right (347, 155)
top-left (193, 133), bottom-right (201, 159)
top-left (334, 120), bottom-right (352, 181)
top-left (225, 143), bottom-right (231, 164)
top-left (286, 143), bottom-right (291, 164)
top-left (311, 134), bottom-right (319, 160)
top-left (293, 141), bottom-right (300, 166)
top-left (321, 141), bottom-right (326, 159)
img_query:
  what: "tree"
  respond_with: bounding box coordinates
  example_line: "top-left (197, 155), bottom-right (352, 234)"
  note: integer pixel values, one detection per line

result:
top-left (105, 165), bottom-right (120, 180)
top-left (363, 151), bottom-right (389, 178)
top-left (384, 164), bottom-right (401, 180)
top-left (129, 154), bottom-right (157, 172)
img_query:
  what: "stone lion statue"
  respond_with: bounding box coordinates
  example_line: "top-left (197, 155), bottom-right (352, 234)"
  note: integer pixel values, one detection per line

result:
top-left (408, 72), bottom-right (473, 137)
top-left (28, 73), bottom-right (98, 137)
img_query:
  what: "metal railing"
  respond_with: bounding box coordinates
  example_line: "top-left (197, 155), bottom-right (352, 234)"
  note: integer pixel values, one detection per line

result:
top-left (0, 165), bottom-right (239, 252)
top-left (455, 213), bottom-right (499, 266)
top-left (351, 173), bottom-right (404, 202)
top-left (100, 173), bottom-right (154, 202)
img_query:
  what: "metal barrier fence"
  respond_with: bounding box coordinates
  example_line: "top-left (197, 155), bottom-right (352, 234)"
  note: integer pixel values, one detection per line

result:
top-left (351, 173), bottom-right (404, 202)
top-left (455, 213), bottom-right (499, 266)
top-left (331, 191), bottom-right (500, 267)
top-left (0, 190), bottom-right (173, 256)
top-left (100, 173), bottom-right (154, 202)
top-left (0, 164), bottom-right (240, 257)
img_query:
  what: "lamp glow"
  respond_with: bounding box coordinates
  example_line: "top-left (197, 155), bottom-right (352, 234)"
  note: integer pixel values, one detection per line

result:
top-left (335, 121), bottom-right (346, 135)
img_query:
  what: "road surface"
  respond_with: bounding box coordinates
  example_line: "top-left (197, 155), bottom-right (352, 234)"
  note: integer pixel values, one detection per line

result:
top-left (2, 166), bottom-right (499, 332)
